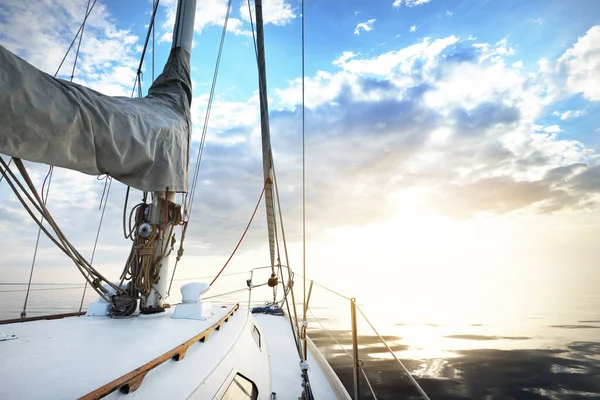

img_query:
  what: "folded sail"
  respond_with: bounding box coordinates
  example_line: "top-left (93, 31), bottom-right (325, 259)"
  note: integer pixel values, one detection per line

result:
top-left (0, 45), bottom-right (192, 192)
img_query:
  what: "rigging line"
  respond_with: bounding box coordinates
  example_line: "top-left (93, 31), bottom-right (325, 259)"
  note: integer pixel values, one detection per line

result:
top-left (152, 0), bottom-right (156, 81)
top-left (300, 0), bottom-right (309, 370)
top-left (54, 0), bottom-right (98, 77)
top-left (362, 368), bottom-right (379, 400)
top-left (40, 166), bottom-right (54, 205)
top-left (271, 176), bottom-right (283, 304)
top-left (173, 270), bottom-right (249, 282)
top-left (203, 282), bottom-right (268, 300)
top-left (246, 0), bottom-right (258, 58)
top-left (271, 161), bottom-right (301, 341)
top-left (0, 156), bottom-right (12, 184)
top-left (308, 308), bottom-right (352, 359)
top-left (186, 0), bottom-right (233, 221)
top-left (301, 0), bottom-right (307, 329)
top-left (70, 0), bottom-right (92, 81)
top-left (5, 159), bottom-right (119, 300)
top-left (166, 220), bottom-right (187, 296)
top-left (355, 304), bottom-right (431, 400)
top-left (270, 166), bottom-right (305, 365)
top-left (0, 161), bottom-right (73, 257)
top-left (97, 174), bottom-right (110, 210)
top-left (21, 166), bottom-right (54, 318)
top-left (0, 286), bottom-right (86, 293)
top-left (130, 0), bottom-right (161, 98)
top-left (295, 274), bottom-right (352, 301)
top-left (210, 183), bottom-right (266, 286)
top-left (19, 0), bottom-right (109, 315)
top-left (78, 177), bottom-right (113, 313)
top-left (278, 266), bottom-right (303, 359)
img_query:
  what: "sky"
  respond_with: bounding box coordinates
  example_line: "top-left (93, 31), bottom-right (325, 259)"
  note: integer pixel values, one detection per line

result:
top-left (0, 0), bottom-right (600, 312)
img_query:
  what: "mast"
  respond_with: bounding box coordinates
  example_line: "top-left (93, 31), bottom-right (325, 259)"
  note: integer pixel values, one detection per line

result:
top-left (141, 0), bottom-right (197, 312)
top-left (254, 0), bottom-right (277, 273)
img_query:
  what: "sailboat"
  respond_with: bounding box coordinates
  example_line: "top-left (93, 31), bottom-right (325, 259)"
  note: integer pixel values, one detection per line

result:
top-left (0, 1), bottom-right (429, 399)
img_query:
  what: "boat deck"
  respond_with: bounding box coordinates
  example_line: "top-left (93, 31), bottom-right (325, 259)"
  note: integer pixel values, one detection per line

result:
top-left (0, 305), bottom-right (350, 399)
top-left (253, 313), bottom-right (350, 400)
top-left (0, 304), bottom-right (240, 399)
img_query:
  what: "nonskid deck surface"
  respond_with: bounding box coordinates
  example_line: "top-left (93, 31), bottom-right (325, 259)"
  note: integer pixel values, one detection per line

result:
top-left (0, 304), bottom-right (239, 399)
top-left (252, 313), bottom-right (349, 400)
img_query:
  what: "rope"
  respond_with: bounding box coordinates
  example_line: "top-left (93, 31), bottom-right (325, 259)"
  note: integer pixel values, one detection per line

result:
top-left (97, 174), bottom-right (110, 209)
top-left (152, 0), bottom-right (156, 81)
top-left (361, 368), bottom-right (379, 400)
top-left (246, 0), bottom-right (259, 58)
top-left (78, 177), bottom-right (113, 312)
top-left (209, 183), bottom-right (266, 286)
top-left (0, 286), bottom-right (85, 293)
top-left (308, 308), bottom-right (353, 359)
top-left (173, 270), bottom-right (249, 282)
top-left (278, 264), bottom-right (303, 359)
top-left (301, 0), bottom-right (307, 353)
top-left (70, 0), bottom-right (92, 81)
top-left (166, 219), bottom-right (188, 296)
top-left (355, 304), bottom-right (431, 400)
top-left (203, 282), bottom-right (268, 300)
top-left (21, 165), bottom-right (53, 318)
top-left (54, 0), bottom-right (98, 77)
top-left (40, 166), bottom-right (53, 204)
top-left (186, 0), bottom-right (233, 221)
top-left (309, 308), bottom-right (377, 399)
top-left (271, 162), bottom-right (301, 348)
top-left (295, 274), bottom-right (352, 301)
top-left (122, 186), bottom-right (131, 239)
top-left (130, 0), bottom-right (161, 98)
top-left (0, 157), bottom-right (12, 184)
top-left (0, 158), bottom-right (119, 302)
top-left (16, 0), bottom-right (111, 317)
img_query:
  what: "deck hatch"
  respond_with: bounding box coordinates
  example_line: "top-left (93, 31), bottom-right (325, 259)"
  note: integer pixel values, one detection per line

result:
top-left (221, 373), bottom-right (258, 400)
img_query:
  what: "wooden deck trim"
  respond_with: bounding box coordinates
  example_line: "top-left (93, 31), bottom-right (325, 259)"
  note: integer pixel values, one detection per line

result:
top-left (79, 303), bottom-right (240, 399)
top-left (0, 311), bottom-right (85, 325)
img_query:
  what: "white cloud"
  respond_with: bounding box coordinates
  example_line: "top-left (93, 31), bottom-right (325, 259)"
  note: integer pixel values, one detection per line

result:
top-left (532, 18), bottom-right (544, 25)
top-left (333, 51), bottom-right (356, 66)
top-left (473, 38), bottom-right (515, 63)
top-left (410, 25), bottom-right (417, 33)
top-left (239, 0), bottom-right (296, 26)
top-left (334, 36), bottom-right (459, 77)
top-left (354, 19), bottom-right (376, 35)
top-left (393, 0), bottom-right (432, 7)
top-left (446, 10), bottom-right (453, 16)
top-left (272, 32), bottom-right (600, 220)
top-left (558, 25), bottom-right (600, 101)
top-left (159, 0), bottom-right (256, 41)
top-left (557, 110), bottom-right (586, 120)
top-left (542, 125), bottom-right (561, 133)
top-left (0, 0), bottom-right (139, 96)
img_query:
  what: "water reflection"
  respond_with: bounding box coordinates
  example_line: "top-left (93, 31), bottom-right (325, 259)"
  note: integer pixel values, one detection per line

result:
top-left (309, 328), bottom-right (600, 399)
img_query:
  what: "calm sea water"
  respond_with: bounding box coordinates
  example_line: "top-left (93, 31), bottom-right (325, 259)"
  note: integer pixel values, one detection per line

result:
top-left (1, 282), bottom-right (599, 399)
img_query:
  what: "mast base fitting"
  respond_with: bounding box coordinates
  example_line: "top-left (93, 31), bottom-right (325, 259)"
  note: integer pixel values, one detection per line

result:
top-left (140, 306), bottom-right (166, 315)
top-left (267, 274), bottom-right (278, 287)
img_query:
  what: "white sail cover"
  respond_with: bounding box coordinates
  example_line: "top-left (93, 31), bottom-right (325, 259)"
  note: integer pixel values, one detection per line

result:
top-left (0, 45), bottom-right (192, 192)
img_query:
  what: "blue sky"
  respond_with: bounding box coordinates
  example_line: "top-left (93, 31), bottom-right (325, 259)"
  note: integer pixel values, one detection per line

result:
top-left (1, 0), bottom-right (600, 307)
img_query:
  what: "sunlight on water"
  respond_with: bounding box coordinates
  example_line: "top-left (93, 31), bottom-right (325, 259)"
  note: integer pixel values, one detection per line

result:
top-left (1, 266), bottom-right (599, 399)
